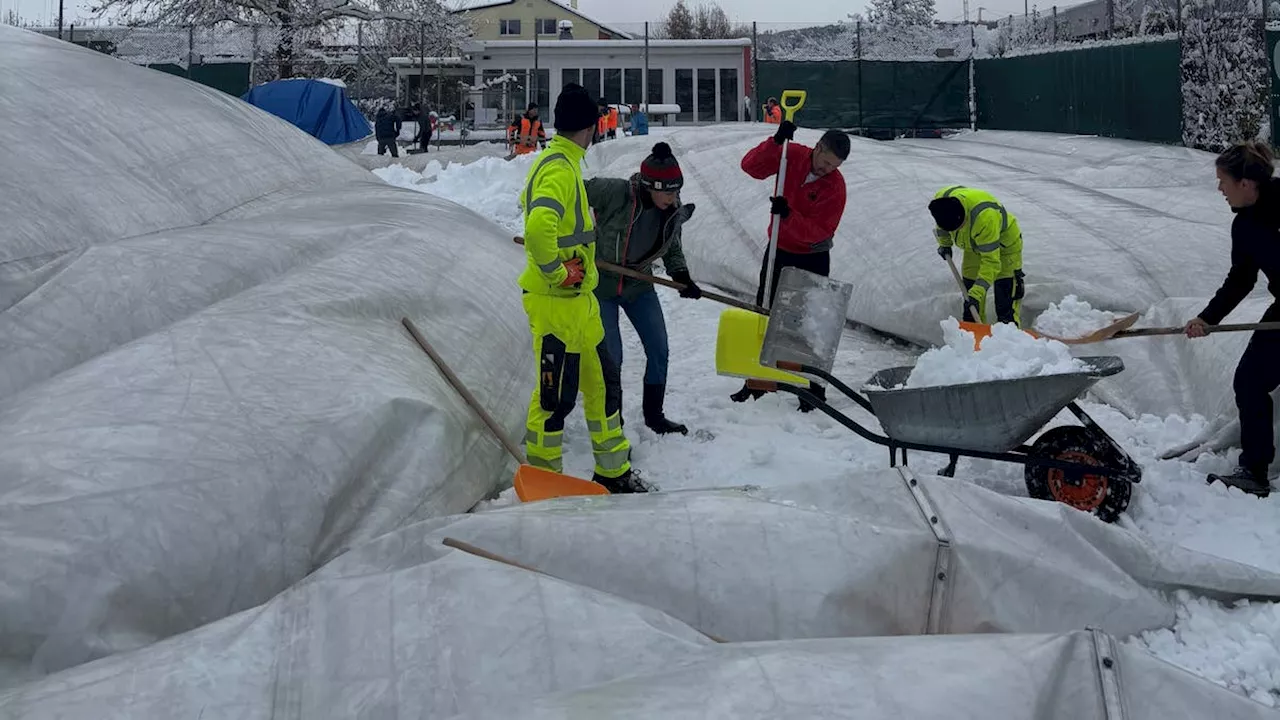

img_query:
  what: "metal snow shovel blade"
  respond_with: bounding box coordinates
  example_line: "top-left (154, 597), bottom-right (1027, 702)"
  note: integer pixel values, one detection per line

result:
top-left (400, 318), bottom-right (611, 502)
top-left (714, 266), bottom-right (851, 382)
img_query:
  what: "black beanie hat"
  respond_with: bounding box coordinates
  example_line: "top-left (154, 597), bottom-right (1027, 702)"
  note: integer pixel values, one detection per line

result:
top-left (554, 83), bottom-right (598, 133)
top-left (639, 142), bottom-right (683, 192)
top-left (928, 196), bottom-right (965, 232)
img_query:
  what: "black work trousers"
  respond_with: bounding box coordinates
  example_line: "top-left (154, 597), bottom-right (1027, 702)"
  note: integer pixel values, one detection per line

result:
top-left (755, 247), bottom-right (832, 308)
top-left (1234, 303), bottom-right (1280, 475)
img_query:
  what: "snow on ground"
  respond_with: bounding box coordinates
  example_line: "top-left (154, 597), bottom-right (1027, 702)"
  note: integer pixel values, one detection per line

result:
top-left (901, 318), bottom-right (1086, 388)
top-left (1034, 294), bottom-right (1122, 337)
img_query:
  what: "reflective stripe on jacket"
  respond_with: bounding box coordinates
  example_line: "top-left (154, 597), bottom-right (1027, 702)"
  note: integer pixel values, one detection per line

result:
top-left (518, 135), bottom-right (599, 297)
top-left (933, 185), bottom-right (1024, 304)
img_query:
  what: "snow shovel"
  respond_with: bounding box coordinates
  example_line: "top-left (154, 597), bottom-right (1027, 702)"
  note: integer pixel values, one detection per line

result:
top-left (400, 318), bottom-right (610, 503)
top-left (511, 235), bottom-right (766, 314)
top-left (716, 90), bottom-right (809, 384)
top-left (715, 266), bottom-right (851, 383)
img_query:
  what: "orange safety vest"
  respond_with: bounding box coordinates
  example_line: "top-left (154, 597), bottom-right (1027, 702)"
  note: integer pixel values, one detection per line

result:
top-left (764, 105), bottom-right (782, 124)
top-left (597, 113), bottom-right (608, 136)
top-left (510, 116), bottom-right (544, 154)
top-left (607, 107), bottom-right (619, 130)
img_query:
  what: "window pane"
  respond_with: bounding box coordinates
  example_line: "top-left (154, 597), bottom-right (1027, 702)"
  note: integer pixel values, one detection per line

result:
top-left (500, 19), bottom-right (521, 36)
top-left (647, 68), bottom-right (663, 107)
top-left (697, 68), bottom-right (716, 122)
top-left (537, 18), bottom-right (556, 35)
top-left (583, 68), bottom-right (601, 98)
top-left (603, 68), bottom-right (621, 104)
top-left (675, 69), bottom-right (692, 122)
top-left (623, 68), bottom-right (642, 105)
top-left (561, 68), bottom-right (580, 91)
top-left (535, 68), bottom-right (550, 110)
top-left (719, 68), bottom-right (738, 122)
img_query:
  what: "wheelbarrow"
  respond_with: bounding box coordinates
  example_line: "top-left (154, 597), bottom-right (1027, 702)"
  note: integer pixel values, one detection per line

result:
top-left (719, 301), bottom-right (1143, 522)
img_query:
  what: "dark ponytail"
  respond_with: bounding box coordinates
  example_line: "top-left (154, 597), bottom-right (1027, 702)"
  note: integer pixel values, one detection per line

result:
top-left (1215, 141), bottom-right (1275, 184)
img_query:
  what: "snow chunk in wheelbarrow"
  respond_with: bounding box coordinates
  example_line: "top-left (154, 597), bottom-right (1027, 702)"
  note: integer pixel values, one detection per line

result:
top-left (860, 357), bottom-right (1125, 453)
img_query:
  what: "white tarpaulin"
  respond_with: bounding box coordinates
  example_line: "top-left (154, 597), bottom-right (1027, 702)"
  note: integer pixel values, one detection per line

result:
top-left (460, 630), bottom-right (1278, 720)
top-left (2, 514), bottom-right (1272, 719)
top-left (333, 470), bottom-right (1280, 643)
top-left (0, 544), bottom-right (715, 719)
top-left (0, 27), bottom-right (529, 680)
top-left (586, 126), bottom-right (1264, 446)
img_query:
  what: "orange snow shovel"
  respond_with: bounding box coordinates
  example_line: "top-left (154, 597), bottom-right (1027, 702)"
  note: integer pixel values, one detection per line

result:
top-left (400, 318), bottom-right (609, 502)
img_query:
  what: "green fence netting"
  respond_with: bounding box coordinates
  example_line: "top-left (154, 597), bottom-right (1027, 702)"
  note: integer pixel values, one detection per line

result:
top-left (757, 60), bottom-right (970, 133)
top-left (975, 40), bottom-right (1182, 144)
top-left (147, 62), bottom-right (252, 97)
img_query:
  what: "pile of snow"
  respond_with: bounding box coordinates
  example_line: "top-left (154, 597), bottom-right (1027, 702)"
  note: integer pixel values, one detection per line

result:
top-left (1033, 294), bottom-right (1121, 337)
top-left (903, 318), bottom-right (1087, 388)
top-left (0, 25), bottom-right (529, 681)
top-left (374, 154), bottom-right (534, 234)
top-left (1131, 590), bottom-right (1280, 707)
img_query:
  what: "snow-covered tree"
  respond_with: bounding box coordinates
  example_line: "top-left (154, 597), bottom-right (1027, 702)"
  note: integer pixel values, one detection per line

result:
top-left (865, 0), bottom-right (936, 28)
top-left (1180, 0), bottom-right (1267, 150)
top-left (93, 0), bottom-right (464, 79)
top-left (693, 2), bottom-right (732, 39)
top-left (660, 0), bottom-right (696, 39)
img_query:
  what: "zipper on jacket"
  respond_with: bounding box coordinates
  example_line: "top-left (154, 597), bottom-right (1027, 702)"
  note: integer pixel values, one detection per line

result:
top-left (617, 190), bottom-right (639, 295)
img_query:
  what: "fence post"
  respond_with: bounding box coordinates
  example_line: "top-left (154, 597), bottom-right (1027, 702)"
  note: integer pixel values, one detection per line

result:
top-left (356, 21), bottom-right (363, 100)
top-left (1052, 5), bottom-right (1057, 43)
top-left (418, 22), bottom-right (425, 107)
top-left (643, 21), bottom-right (650, 110)
top-left (752, 21), bottom-right (759, 122)
top-left (534, 27), bottom-right (539, 107)
top-left (187, 24), bottom-right (194, 79)
top-left (250, 25), bottom-right (258, 85)
top-left (857, 20), bottom-right (864, 133)
top-left (1106, 0), bottom-right (1114, 38)
top-left (969, 21), bottom-right (977, 132)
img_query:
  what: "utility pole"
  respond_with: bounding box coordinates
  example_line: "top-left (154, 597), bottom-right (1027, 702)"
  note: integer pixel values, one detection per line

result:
top-left (418, 22), bottom-right (425, 107)
top-left (533, 27), bottom-right (539, 108)
top-left (643, 21), bottom-right (650, 110)
top-left (57, 0), bottom-right (64, 39)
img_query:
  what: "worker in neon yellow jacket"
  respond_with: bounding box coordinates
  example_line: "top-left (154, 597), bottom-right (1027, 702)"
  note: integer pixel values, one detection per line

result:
top-left (929, 185), bottom-right (1026, 327)
top-left (517, 83), bottom-right (649, 494)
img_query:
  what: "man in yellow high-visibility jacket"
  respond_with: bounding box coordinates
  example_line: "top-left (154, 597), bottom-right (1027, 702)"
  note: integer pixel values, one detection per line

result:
top-left (518, 83), bottom-right (649, 493)
top-left (929, 185), bottom-right (1026, 327)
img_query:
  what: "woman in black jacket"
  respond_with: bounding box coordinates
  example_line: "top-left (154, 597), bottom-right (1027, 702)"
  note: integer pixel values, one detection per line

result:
top-left (1185, 141), bottom-right (1280, 496)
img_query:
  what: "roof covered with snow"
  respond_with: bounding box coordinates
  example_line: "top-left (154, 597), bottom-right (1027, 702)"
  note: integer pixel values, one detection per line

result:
top-left (449, 0), bottom-right (633, 39)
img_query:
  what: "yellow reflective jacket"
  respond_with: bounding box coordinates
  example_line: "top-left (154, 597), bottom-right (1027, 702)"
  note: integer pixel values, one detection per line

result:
top-left (518, 135), bottom-right (599, 297)
top-left (933, 185), bottom-right (1023, 304)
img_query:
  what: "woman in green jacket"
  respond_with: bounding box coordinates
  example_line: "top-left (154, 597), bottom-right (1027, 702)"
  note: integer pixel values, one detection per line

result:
top-left (586, 142), bottom-right (701, 435)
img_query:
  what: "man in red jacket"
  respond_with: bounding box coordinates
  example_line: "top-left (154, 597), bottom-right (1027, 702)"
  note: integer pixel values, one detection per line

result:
top-left (731, 119), bottom-right (850, 411)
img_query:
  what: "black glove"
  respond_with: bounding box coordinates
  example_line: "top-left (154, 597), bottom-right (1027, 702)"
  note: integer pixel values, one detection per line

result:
top-left (772, 120), bottom-right (797, 145)
top-left (670, 270), bottom-right (702, 299)
top-left (963, 296), bottom-right (981, 323)
top-left (769, 196), bottom-right (791, 219)
top-left (937, 246), bottom-right (953, 260)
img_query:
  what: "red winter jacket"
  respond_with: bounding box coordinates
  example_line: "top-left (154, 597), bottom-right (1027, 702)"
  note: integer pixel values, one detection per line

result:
top-left (741, 138), bottom-right (847, 254)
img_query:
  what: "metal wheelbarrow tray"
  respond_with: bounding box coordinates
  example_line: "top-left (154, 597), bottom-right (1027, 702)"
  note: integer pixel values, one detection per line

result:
top-left (751, 356), bottom-right (1142, 524)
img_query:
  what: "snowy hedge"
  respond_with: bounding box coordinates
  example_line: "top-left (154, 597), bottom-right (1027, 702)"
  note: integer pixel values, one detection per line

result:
top-left (1180, 0), bottom-right (1268, 150)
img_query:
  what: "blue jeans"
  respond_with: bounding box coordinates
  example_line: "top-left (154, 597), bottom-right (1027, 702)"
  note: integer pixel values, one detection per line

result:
top-left (599, 289), bottom-right (669, 385)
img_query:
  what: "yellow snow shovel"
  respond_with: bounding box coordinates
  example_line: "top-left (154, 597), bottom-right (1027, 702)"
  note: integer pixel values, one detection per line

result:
top-left (715, 89), bottom-right (809, 386)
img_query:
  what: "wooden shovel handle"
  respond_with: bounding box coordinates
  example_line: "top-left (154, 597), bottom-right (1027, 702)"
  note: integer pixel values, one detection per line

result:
top-left (512, 235), bottom-right (768, 315)
top-left (1116, 321), bottom-right (1280, 338)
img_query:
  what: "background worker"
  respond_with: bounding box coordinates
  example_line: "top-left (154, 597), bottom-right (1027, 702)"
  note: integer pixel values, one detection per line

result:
top-left (517, 83), bottom-right (648, 494)
top-left (730, 119), bottom-right (850, 411)
top-left (929, 186), bottom-right (1026, 327)
top-left (607, 104), bottom-right (620, 139)
top-left (1185, 141), bottom-right (1280, 496)
top-left (587, 142), bottom-right (701, 436)
top-left (763, 97), bottom-right (782, 124)
top-left (507, 102), bottom-right (547, 156)
top-left (629, 103), bottom-right (649, 136)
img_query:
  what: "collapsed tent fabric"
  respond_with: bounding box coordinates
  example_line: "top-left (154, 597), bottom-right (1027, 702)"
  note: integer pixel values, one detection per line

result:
top-left (0, 25), bottom-right (530, 680)
top-left (462, 630), bottom-right (1277, 720)
top-left (1, 506), bottom-right (1272, 720)
top-left (0, 544), bottom-right (715, 719)
top-left (325, 470), bottom-right (1280, 643)
top-left (586, 127), bottom-right (1261, 435)
top-left (241, 78), bottom-right (372, 145)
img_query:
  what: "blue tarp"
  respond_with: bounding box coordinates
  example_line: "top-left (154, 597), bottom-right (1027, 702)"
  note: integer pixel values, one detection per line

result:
top-left (241, 79), bottom-right (371, 145)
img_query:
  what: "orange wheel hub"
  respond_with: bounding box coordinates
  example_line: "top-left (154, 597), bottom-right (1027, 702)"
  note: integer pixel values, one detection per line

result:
top-left (1046, 450), bottom-right (1107, 511)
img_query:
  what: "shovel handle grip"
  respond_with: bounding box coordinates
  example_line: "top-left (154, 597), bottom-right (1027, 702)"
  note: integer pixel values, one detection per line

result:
top-left (780, 90), bottom-right (806, 121)
top-left (1118, 320), bottom-right (1280, 338)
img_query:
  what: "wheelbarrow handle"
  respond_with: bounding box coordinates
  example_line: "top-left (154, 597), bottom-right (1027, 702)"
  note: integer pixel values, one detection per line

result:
top-left (773, 360), bottom-right (875, 414)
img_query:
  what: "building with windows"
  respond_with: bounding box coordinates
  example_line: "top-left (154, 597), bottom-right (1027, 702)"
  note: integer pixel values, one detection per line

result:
top-left (391, 37), bottom-right (752, 126)
top-left (451, 0), bottom-right (631, 41)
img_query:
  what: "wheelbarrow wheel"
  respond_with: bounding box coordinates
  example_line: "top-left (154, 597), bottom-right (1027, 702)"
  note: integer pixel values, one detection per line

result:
top-left (1025, 426), bottom-right (1131, 524)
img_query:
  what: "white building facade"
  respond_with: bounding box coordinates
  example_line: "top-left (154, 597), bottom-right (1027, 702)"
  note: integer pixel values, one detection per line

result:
top-left (394, 37), bottom-right (753, 126)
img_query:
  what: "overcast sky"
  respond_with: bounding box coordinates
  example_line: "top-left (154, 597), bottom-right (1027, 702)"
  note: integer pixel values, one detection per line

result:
top-left (5, 0), bottom-right (1088, 31)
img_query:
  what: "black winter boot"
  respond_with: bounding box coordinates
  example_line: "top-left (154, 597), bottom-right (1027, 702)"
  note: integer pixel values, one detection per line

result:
top-left (593, 469), bottom-right (657, 494)
top-left (1208, 466), bottom-right (1272, 497)
top-left (798, 383), bottom-right (826, 413)
top-left (643, 383), bottom-right (688, 435)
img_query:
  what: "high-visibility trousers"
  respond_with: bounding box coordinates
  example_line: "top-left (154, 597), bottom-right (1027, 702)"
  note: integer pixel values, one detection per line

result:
top-left (522, 291), bottom-right (632, 479)
top-left (962, 264), bottom-right (1025, 327)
